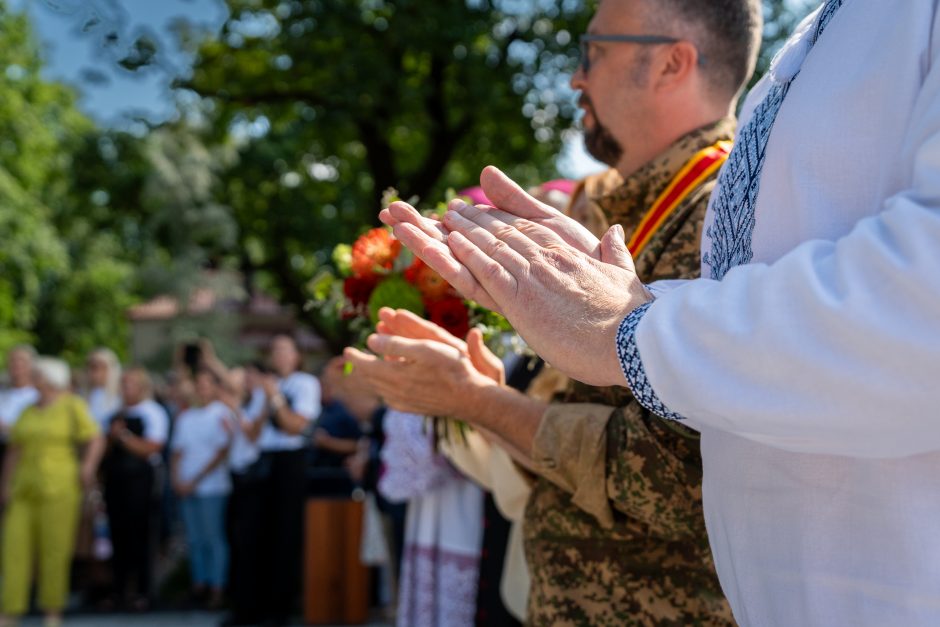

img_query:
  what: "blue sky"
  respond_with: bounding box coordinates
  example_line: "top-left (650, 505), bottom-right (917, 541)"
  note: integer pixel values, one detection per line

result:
top-left (10, 0), bottom-right (228, 126)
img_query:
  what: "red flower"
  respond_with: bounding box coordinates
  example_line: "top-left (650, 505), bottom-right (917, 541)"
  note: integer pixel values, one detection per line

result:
top-left (351, 228), bottom-right (401, 278)
top-left (427, 298), bottom-right (470, 339)
top-left (343, 275), bottom-right (377, 306)
top-left (404, 258), bottom-right (453, 301)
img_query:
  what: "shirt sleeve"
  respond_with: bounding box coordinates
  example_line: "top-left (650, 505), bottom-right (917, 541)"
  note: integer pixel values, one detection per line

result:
top-left (532, 403), bottom-right (705, 538)
top-left (71, 397), bottom-right (100, 443)
top-left (170, 414), bottom-right (186, 452)
top-left (213, 408), bottom-right (233, 450)
top-left (286, 375), bottom-right (321, 421)
top-left (244, 388), bottom-right (267, 421)
top-left (143, 402), bottom-right (169, 445)
top-left (530, 403), bottom-right (615, 526)
top-left (617, 32), bottom-right (940, 459)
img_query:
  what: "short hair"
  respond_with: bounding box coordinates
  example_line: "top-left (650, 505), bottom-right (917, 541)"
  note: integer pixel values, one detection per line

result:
top-left (33, 357), bottom-right (71, 391)
top-left (124, 366), bottom-right (154, 399)
top-left (649, 0), bottom-right (763, 98)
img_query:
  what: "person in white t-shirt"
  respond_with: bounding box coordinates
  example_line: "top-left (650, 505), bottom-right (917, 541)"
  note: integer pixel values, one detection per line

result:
top-left (226, 335), bottom-right (320, 626)
top-left (82, 348), bottom-right (122, 429)
top-left (171, 369), bottom-right (232, 609)
top-left (0, 346), bottom-right (39, 439)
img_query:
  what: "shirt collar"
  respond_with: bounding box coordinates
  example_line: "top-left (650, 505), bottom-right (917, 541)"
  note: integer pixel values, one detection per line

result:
top-left (584, 117), bottom-right (736, 221)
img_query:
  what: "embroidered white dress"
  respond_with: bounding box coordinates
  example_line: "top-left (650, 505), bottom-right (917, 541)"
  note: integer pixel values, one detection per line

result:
top-left (378, 410), bottom-right (483, 627)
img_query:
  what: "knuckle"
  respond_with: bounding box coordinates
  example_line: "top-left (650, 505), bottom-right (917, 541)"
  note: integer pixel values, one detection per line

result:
top-left (483, 237), bottom-right (508, 258)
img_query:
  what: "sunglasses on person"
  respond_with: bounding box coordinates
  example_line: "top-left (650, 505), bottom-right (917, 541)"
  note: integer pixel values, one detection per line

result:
top-left (579, 33), bottom-right (702, 75)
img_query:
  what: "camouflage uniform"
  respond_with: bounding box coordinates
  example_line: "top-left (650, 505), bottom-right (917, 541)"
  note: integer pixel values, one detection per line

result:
top-left (523, 119), bottom-right (737, 626)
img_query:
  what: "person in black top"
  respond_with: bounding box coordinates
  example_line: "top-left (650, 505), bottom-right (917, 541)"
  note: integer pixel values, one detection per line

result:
top-left (103, 367), bottom-right (170, 611)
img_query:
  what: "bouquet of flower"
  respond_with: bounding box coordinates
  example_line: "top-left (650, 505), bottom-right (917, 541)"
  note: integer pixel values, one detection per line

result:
top-left (312, 190), bottom-right (513, 352)
top-left (309, 191), bottom-right (517, 443)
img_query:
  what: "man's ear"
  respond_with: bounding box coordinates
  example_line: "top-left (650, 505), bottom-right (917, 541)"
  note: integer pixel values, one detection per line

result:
top-left (654, 41), bottom-right (699, 92)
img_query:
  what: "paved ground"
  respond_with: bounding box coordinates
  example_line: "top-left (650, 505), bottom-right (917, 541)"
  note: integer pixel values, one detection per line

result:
top-left (18, 612), bottom-right (393, 626)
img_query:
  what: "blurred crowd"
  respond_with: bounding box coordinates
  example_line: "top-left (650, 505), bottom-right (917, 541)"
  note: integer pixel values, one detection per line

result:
top-left (0, 337), bottom-right (396, 627)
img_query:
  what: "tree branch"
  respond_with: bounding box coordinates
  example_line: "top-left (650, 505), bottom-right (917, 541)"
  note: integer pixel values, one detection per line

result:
top-left (356, 118), bottom-right (399, 224)
top-left (405, 54), bottom-right (475, 202)
top-left (177, 79), bottom-right (340, 110)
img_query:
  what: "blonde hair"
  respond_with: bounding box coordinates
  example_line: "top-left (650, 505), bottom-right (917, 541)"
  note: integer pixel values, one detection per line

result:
top-left (88, 347), bottom-right (122, 399)
top-left (33, 357), bottom-right (71, 391)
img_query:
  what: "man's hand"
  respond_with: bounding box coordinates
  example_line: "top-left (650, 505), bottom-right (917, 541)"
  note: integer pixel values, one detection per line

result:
top-left (380, 167), bottom-right (603, 312)
top-left (381, 167), bottom-right (600, 256)
top-left (375, 308), bottom-right (505, 385)
top-left (261, 375), bottom-right (279, 399)
top-left (438, 191), bottom-right (651, 387)
top-left (344, 314), bottom-right (502, 420)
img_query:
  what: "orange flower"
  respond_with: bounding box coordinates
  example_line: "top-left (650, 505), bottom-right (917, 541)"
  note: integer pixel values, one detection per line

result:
top-left (351, 228), bottom-right (401, 278)
top-left (404, 258), bottom-right (453, 301)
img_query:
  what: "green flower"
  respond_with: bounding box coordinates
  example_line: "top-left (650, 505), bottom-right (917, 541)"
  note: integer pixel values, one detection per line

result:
top-left (332, 244), bottom-right (353, 277)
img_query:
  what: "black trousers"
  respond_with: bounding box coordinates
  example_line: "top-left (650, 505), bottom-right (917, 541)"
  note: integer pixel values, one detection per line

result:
top-left (229, 449), bottom-right (306, 624)
top-left (104, 464), bottom-right (156, 600)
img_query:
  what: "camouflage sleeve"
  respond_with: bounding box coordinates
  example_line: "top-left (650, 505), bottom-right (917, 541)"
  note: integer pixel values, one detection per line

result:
top-left (527, 186), bottom-right (715, 536)
top-left (604, 407), bottom-right (706, 541)
top-left (531, 403), bottom-right (705, 539)
top-left (530, 403), bottom-right (617, 527)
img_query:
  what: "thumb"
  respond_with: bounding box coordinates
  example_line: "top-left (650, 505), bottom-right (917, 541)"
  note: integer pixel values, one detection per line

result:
top-left (480, 166), bottom-right (554, 220)
top-left (466, 329), bottom-right (504, 384)
top-left (599, 224), bottom-right (635, 271)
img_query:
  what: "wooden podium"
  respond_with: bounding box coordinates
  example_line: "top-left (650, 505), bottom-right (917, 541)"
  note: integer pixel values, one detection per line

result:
top-left (303, 498), bottom-right (370, 624)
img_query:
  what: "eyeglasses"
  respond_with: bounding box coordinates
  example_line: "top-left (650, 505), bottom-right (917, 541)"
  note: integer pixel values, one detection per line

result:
top-left (579, 33), bottom-right (683, 75)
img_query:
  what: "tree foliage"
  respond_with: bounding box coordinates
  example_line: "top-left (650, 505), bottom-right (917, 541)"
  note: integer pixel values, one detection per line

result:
top-left (1, 0), bottom-right (820, 361)
top-left (178, 0), bottom-right (591, 342)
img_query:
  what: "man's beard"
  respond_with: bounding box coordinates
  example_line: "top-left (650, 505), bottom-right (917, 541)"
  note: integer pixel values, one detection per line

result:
top-left (580, 95), bottom-right (623, 167)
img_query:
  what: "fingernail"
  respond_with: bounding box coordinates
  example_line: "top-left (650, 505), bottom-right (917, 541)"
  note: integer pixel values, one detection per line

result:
top-left (614, 224), bottom-right (626, 243)
top-left (366, 334), bottom-right (385, 352)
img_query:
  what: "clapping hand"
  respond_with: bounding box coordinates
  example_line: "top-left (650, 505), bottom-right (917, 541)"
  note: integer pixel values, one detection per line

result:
top-left (380, 167), bottom-right (604, 311)
top-left (344, 308), bottom-right (505, 420)
top-left (381, 166), bottom-right (651, 387)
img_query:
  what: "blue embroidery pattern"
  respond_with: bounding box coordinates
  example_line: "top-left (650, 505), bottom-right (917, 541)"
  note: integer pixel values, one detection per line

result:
top-left (702, 82), bottom-right (791, 280)
top-left (616, 302), bottom-right (687, 421)
top-left (703, 0), bottom-right (844, 280)
top-left (615, 0), bottom-right (845, 419)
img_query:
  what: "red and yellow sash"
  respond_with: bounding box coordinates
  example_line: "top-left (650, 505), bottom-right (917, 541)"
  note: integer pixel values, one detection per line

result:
top-left (627, 140), bottom-right (732, 257)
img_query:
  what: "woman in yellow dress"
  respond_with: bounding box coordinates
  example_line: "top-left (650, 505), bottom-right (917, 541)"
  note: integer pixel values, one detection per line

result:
top-left (0, 357), bottom-right (104, 627)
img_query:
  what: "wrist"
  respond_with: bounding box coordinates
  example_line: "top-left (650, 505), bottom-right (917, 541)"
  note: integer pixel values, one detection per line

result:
top-left (270, 393), bottom-right (286, 411)
top-left (459, 377), bottom-right (511, 427)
